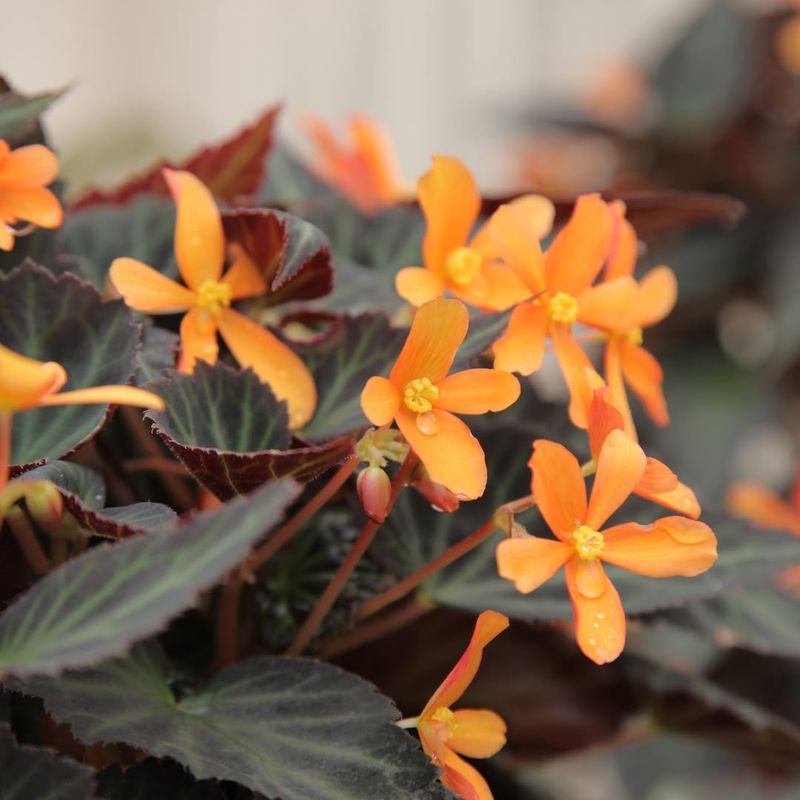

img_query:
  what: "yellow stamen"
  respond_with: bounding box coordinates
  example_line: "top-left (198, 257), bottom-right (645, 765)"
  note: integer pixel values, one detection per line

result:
top-left (572, 524), bottom-right (605, 561)
top-left (443, 246), bottom-right (482, 288)
top-left (547, 291), bottom-right (579, 324)
top-left (431, 707), bottom-right (455, 725)
top-left (625, 326), bottom-right (643, 346)
top-left (403, 377), bottom-right (439, 414)
top-left (196, 279), bottom-right (233, 318)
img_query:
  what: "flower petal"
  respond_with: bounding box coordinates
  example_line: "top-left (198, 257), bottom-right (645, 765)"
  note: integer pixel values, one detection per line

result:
top-left (496, 535), bottom-right (571, 593)
top-left (39, 385), bottom-right (164, 411)
top-left (422, 609), bottom-right (509, 714)
top-left (442, 748), bottom-right (494, 800)
top-left (529, 439), bottom-right (587, 540)
top-left (637, 266), bottom-right (677, 328)
top-left (726, 481), bottom-right (800, 534)
top-left (636, 458), bottom-right (678, 494)
top-left (0, 223), bottom-right (13, 252)
top-left (395, 266), bottom-right (446, 307)
top-left (638, 480), bottom-right (701, 519)
top-left (217, 308), bottom-right (316, 429)
top-left (419, 155), bottom-right (480, 272)
top-left (588, 386), bottom-right (625, 461)
top-left (222, 247), bottom-right (267, 300)
top-left (545, 193), bottom-right (614, 295)
top-left (0, 342), bottom-right (66, 412)
top-left (551, 324), bottom-right (597, 429)
top-left (436, 369), bottom-right (520, 415)
top-left (602, 517), bottom-right (718, 577)
top-left (360, 376), bottom-right (400, 425)
top-left (390, 298), bottom-right (469, 387)
top-left (486, 202), bottom-right (547, 294)
top-left (493, 302), bottom-right (547, 376)
top-left (448, 709), bottom-right (507, 759)
top-left (603, 337), bottom-right (636, 437)
top-left (177, 308), bottom-right (219, 373)
top-left (0, 186), bottom-right (62, 228)
top-left (479, 261), bottom-right (534, 311)
top-left (604, 202), bottom-right (637, 280)
top-left (586, 428), bottom-right (646, 530)
top-left (565, 558), bottom-right (625, 665)
top-left (0, 144), bottom-right (58, 188)
top-left (109, 258), bottom-right (195, 313)
top-left (350, 114), bottom-right (402, 205)
top-left (163, 168), bottom-right (225, 289)
top-left (576, 276), bottom-right (639, 331)
top-left (396, 407), bottom-right (486, 500)
top-left (620, 340), bottom-right (669, 426)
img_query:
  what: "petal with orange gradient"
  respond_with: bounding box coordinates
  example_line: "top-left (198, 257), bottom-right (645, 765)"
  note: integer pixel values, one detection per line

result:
top-left (545, 193), bottom-right (614, 295)
top-left (419, 156), bottom-right (480, 272)
top-left (604, 205), bottom-right (637, 280)
top-left (726, 481), bottom-right (800, 533)
top-left (0, 223), bottom-right (13, 252)
top-left (486, 202), bottom-right (547, 294)
top-left (395, 266), bottom-right (446, 307)
top-left (493, 302), bottom-right (547, 376)
top-left (448, 709), bottom-right (507, 759)
top-left (422, 609), bottom-right (509, 714)
top-left (604, 337), bottom-right (635, 437)
top-left (639, 480), bottom-right (701, 519)
top-left (163, 169), bottom-right (225, 289)
top-left (360, 376), bottom-right (400, 425)
top-left (602, 517), bottom-right (717, 577)
top-left (0, 144), bottom-right (59, 187)
top-left (473, 261), bottom-right (533, 312)
top-left (442, 748), bottom-right (493, 800)
top-left (222, 249), bottom-right (267, 300)
top-left (576, 276), bottom-right (639, 331)
top-left (636, 457), bottom-right (678, 494)
top-left (110, 258), bottom-right (196, 313)
top-left (551, 323), bottom-right (597, 429)
top-left (496, 535), bottom-right (571, 593)
top-left (396, 407), bottom-right (486, 500)
top-left (564, 558), bottom-right (625, 665)
top-left (350, 115), bottom-right (402, 203)
top-left (585, 429), bottom-right (646, 530)
top-left (0, 342), bottom-right (67, 412)
top-left (0, 186), bottom-right (62, 228)
top-left (436, 369), bottom-right (520, 414)
top-left (636, 266), bottom-right (678, 328)
top-left (620, 340), bottom-right (669, 426)
top-left (177, 308), bottom-right (219, 374)
top-left (390, 298), bottom-right (468, 388)
top-left (39, 385), bottom-right (164, 411)
top-left (217, 308), bottom-right (316, 429)
top-left (587, 386), bottom-right (625, 461)
top-left (529, 439), bottom-right (587, 540)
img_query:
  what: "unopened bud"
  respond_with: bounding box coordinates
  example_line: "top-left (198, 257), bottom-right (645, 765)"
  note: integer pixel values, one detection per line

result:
top-left (24, 481), bottom-right (63, 528)
top-left (414, 476), bottom-right (460, 513)
top-left (357, 466), bottom-right (391, 523)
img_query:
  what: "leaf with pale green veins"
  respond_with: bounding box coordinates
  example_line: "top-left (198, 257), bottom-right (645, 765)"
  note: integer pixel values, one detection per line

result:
top-left (0, 479), bottom-right (300, 677)
top-left (10, 643), bottom-right (454, 800)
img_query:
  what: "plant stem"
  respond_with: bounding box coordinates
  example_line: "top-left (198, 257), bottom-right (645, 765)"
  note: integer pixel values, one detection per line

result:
top-left (244, 456), bottom-right (359, 577)
top-left (0, 411), bottom-right (10, 496)
top-left (7, 510), bottom-right (51, 575)
top-left (286, 452), bottom-right (418, 656)
top-left (214, 569), bottom-right (244, 670)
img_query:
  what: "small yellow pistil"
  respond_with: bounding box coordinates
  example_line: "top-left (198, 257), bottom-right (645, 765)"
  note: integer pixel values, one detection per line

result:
top-left (403, 377), bottom-right (439, 414)
top-left (443, 246), bottom-right (482, 288)
top-left (431, 707), bottom-right (455, 724)
top-left (547, 291), bottom-right (579, 324)
top-left (196, 279), bottom-right (233, 318)
top-left (625, 326), bottom-right (643, 346)
top-left (572, 524), bottom-right (605, 561)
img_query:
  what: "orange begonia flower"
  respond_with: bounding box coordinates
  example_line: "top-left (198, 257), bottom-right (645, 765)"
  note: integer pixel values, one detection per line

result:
top-left (360, 298), bottom-right (520, 500)
top-left (413, 610), bottom-right (509, 800)
top-left (496, 430), bottom-right (717, 664)
top-left (0, 139), bottom-right (63, 251)
top-left (490, 193), bottom-right (617, 427)
top-left (109, 169), bottom-right (316, 429)
top-left (305, 114), bottom-right (404, 213)
top-left (396, 156), bottom-right (554, 312)
top-left (0, 341), bottom-right (164, 494)
top-left (588, 385), bottom-right (700, 519)
top-left (726, 467), bottom-right (800, 536)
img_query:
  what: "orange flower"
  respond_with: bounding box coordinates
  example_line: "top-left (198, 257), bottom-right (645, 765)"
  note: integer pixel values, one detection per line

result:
top-left (0, 341), bottom-right (164, 495)
top-left (109, 169), bottom-right (316, 429)
top-left (360, 298), bottom-right (520, 500)
top-left (305, 114), bottom-right (403, 213)
top-left (412, 610), bottom-right (508, 800)
top-left (396, 156), bottom-right (554, 311)
top-left (490, 193), bottom-right (618, 427)
top-left (496, 430), bottom-right (717, 664)
top-left (726, 467), bottom-right (800, 536)
top-left (0, 140), bottom-right (63, 251)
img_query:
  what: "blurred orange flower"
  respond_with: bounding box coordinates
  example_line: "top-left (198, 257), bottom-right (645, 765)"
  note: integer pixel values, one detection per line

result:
top-left (414, 610), bottom-right (509, 800)
top-left (305, 114), bottom-right (403, 213)
top-left (396, 155), bottom-right (554, 311)
top-left (0, 140), bottom-right (62, 251)
top-left (496, 430), bottom-right (717, 664)
top-left (109, 169), bottom-right (316, 429)
top-left (360, 298), bottom-right (520, 500)
top-left (727, 467), bottom-right (800, 536)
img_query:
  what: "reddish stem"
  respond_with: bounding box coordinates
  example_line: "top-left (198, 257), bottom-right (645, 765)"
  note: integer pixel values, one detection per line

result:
top-left (214, 569), bottom-right (244, 670)
top-left (0, 411), bottom-right (10, 496)
top-left (7, 511), bottom-right (51, 575)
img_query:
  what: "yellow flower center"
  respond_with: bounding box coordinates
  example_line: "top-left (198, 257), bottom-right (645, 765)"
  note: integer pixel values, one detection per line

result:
top-left (625, 326), bottom-right (643, 346)
top-left (547, 291), bottom-right (579, 324)
top-left (572, 524), bottom-right (605, 561)
top-left (431, 707), bottom-right (454, 724)
top-left (196, 279), bottom-right (233, 318)
top-left (403, 376), bottom-right (439, 414)
top-left (443, 246), bottom-right (482, 287)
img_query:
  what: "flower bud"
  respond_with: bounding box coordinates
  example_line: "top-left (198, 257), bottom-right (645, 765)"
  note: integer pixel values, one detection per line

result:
top-left (24, 481), bottom-right (64, 529)
top-left (414, 476), bottom-right (460, 513)
top-left (357, 466), bottom-right (391, 523)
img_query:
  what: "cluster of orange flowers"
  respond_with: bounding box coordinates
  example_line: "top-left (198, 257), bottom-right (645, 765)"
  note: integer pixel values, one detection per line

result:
top-left (0, 123), bottom-right (720, 800)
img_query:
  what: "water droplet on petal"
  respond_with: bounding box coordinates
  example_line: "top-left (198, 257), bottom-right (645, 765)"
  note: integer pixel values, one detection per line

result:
top-left (416, 412), bottom-right (440, 436)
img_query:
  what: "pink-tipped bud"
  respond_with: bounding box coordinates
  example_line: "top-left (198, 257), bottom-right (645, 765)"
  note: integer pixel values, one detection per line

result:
top-left (414, 476), bottom-right (460, 513)
top-left (357, 466), bottom-right (391, 523)
top-left (24, 481), bottom-right (63, 528)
